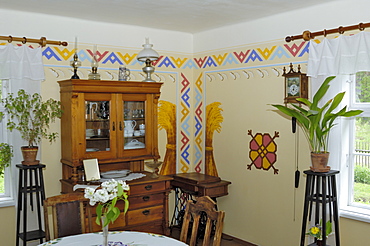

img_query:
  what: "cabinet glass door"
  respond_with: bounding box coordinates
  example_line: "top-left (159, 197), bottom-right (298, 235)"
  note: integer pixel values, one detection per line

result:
top-left (85, 100), bottom-right (111, 152)
top-left (123, 101), bottom-right (146, 150)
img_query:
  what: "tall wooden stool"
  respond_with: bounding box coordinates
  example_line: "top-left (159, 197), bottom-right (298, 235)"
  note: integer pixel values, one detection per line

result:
top-left (300, 170), bottom-right (340, 246)
top-left (16, 164), bottom-right (46, 246)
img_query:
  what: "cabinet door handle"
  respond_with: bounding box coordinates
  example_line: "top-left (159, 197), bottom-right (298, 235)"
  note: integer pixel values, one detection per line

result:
top-left (119, 121), bottom-right (123, 131)
top-left (142, 210), bottom-right (150, 215)
top-left (112, 122), bottom-right (115, 131)
top-left (145, 185), bottom-right (152, 190)
top-left (142, 196), bottom-right (150, 201)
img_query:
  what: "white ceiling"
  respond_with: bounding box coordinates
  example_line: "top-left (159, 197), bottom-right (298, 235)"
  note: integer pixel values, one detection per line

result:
top-left (1, 0), bottom-right (335, 33)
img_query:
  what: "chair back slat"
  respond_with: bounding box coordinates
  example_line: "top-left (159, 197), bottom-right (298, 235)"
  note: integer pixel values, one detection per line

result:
top-left (179, 196), bottom-right (225, 246)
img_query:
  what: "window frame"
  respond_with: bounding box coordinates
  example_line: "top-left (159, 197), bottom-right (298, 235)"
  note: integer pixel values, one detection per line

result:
top-left (0, 79), bottom-right (15, 207)
top-left (339, 73), bottom-right (370, 222)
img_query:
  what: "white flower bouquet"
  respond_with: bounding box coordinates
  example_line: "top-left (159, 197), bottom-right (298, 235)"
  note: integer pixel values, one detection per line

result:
top-left (84, 179), bottom-right (129, 227)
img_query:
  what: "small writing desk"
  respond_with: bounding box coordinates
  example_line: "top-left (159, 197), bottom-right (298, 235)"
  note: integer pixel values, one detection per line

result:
top-left (170, 172), bottom-right (231, 227)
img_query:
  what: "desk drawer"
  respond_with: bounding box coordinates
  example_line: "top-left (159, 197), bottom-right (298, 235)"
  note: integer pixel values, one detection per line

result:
top-left (129, 193), bottom-right (164, 210)
top-left (130, 182), bottom-right (165, 195)
top-left (127, 205), bottom-right (163, 225)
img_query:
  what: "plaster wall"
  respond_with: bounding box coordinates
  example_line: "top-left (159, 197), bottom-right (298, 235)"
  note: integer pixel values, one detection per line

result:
top-left (194, 1), bottom-right (370, 245)
top-left (0, 8), bottom-right (192, 246)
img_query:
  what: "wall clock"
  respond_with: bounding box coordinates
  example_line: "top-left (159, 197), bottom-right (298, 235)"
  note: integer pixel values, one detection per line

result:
top-left (283, 63), bottom-right (308, 104)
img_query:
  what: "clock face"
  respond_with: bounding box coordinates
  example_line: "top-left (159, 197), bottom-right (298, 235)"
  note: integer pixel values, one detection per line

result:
top-left (289, 84), bottom-right (299, 96)
top-left (286, 77), bottom-right (301, 97)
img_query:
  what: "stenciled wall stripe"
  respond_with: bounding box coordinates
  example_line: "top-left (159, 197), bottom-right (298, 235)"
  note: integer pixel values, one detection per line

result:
top-left (0, 39), bottom-right (310, 174)
top-left (0, 40), bottom-right (310, 69)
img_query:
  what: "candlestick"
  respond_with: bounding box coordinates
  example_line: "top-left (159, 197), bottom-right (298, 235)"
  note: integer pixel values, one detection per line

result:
top-left (93, 44), bottom-right (97, 56)
top-left (70, 53), bottom-right (81, 79)
top-left (74, 36), bottom-right (78, 52)
top-left (89, 44), bottom-right (100, 80)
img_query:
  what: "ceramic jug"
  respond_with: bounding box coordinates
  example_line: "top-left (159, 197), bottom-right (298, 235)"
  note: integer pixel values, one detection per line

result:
top-left (124, 120), bottom-right (136, 132)
top-left (119, 66), bottom-right (130, 81)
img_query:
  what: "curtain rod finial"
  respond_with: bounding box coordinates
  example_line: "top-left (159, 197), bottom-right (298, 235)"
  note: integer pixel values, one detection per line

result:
top-left (285, 36), bottom-right (293, 42)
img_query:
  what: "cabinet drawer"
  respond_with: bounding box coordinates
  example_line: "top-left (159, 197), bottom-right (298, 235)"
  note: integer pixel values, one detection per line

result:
top-left (129, 193), bottom-right (164, 210)
top-left (130, 182), bottom-right (165, 195)
top-left (88, 212), bottom-right (127, 232)
top-left (127, 205), bottom-right (163, 225)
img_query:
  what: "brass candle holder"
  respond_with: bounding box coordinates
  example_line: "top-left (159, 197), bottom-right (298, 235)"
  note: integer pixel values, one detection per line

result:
top-left (88, 57), bottom-right (101, 80)
top-left (70, 52), bottom-right (81, 79)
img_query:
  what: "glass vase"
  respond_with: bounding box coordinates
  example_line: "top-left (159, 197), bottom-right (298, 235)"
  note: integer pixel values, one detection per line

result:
top-left (102, 216), bottom-right (109, 246)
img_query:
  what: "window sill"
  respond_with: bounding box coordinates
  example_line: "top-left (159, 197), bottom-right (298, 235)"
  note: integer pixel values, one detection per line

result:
top-left (0, 196), bottom-right (15, 208)
top-left (340, 206), bottom-right (370, 223)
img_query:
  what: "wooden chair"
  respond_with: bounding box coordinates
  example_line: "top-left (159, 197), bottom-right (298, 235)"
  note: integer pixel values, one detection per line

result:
top-left (179, 196), bottom-right (225, 246)
top-left (43, 192), bottom-right (91, 240)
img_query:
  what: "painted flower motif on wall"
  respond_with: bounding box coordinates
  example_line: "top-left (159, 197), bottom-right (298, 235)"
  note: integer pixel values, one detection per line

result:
top-left (247, 130), bottom-right (279, 174)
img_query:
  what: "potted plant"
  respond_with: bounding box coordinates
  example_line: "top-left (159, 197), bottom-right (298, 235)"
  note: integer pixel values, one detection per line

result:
top-left (0, 89), bottom-right (62, 165)
top-left (306, 220), bottom-right (332, 246)
top-left (0, 143), bottom-right (13, 177)
top-left (271, 76), bottom-right (363, 172)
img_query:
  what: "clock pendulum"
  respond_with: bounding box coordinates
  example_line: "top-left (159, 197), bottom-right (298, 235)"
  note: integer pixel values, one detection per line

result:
top-left (292, 116), bottom-right (300, 188)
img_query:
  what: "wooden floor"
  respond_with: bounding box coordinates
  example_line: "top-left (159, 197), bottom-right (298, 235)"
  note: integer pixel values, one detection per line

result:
top-left (169, 226), bottom-right (257, 246)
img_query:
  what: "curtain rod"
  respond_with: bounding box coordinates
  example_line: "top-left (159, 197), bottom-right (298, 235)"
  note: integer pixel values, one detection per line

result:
top-left (0, 35), bottom-right (68, 47)
top-left (285, 22), bottom-right (370, 42)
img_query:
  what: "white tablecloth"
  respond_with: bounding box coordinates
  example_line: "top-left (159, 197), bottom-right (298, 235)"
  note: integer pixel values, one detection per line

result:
top-left (38, 231), bottom-right (188, 246)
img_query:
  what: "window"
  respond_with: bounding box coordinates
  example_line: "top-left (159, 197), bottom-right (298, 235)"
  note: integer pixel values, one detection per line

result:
top-left (0, 79), bottom-right (15, 207)
top-left (340, 72), bottom-right (370, 222)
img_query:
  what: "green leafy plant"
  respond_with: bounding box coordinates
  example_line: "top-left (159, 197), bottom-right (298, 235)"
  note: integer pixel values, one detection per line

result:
top-left (271, 76), bottom-right (363, 153)
top-left (307, 220), bottom-right (332, 240)
top-left (0, 143), bottom-right (13, 177)
top-left (0, 89), bottom-right (63, 147)
top-left (354, 165), bottom-right (370, 184)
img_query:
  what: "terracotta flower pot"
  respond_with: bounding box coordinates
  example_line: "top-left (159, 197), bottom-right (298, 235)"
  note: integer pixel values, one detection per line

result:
top-left (21, 146), bottom-right (40, 165)
top-left (310, 152), bottom-right (330, 172)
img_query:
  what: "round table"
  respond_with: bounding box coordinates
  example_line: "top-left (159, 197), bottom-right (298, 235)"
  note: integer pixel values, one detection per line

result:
top-left (38, 231), bottom-right (188, 246)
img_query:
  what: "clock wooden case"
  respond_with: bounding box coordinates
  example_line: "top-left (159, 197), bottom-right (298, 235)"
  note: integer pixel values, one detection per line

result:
top-left (283, 63), bottom-right (308, 104)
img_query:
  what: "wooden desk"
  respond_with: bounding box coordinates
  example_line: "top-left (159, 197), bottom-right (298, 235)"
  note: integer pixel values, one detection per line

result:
top-left (170, 172), bottom-right (231, 227)
top-left (171, 172), bottom-right (231, 197)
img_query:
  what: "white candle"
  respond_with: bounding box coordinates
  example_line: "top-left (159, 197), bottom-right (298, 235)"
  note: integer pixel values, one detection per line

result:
top-left (74, 36), bottom-right (78, 52)
top-left (145, 37), bottom-right (149, 44)
top-left (93, 44), bottom-right (97, 57)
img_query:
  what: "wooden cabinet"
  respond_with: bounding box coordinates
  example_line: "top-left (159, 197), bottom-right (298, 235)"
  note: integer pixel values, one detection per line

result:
top-left (58, 79), bottom-right (172, 235)
top-left (86, 174), bottom-right (172, 235)
top-left (58, 79), bottom-right (162, 184)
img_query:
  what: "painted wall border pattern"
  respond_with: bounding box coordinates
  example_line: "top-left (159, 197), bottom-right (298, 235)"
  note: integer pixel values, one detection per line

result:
top-left (1, 40), bottom-right (310, 174)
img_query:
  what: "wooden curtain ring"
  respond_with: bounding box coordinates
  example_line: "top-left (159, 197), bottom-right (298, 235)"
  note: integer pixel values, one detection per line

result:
top-left (302, 30), bottom-right (312, 41)
top-left (8, 36), bottom-right (12, 43)
top-left (22, 37), bottom-right (27, 44)
top-left (338, 26), bottom-right (344, 34)
top-left (323, 29), bottom-right (327, 37)
top-left (359, 23), bottom-right (365, 31)
top-left (40, 37), bottom-right (47, 47)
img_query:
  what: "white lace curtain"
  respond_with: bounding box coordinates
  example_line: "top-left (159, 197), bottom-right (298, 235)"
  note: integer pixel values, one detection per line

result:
top-left (0, 44), bottom-right (44, 168)
top-left (308, 31), bottom-right (370, 78)
top-left (306, 31), bottom-right (370, 170)
top-left (0, 44), bottom-right (44, 80)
